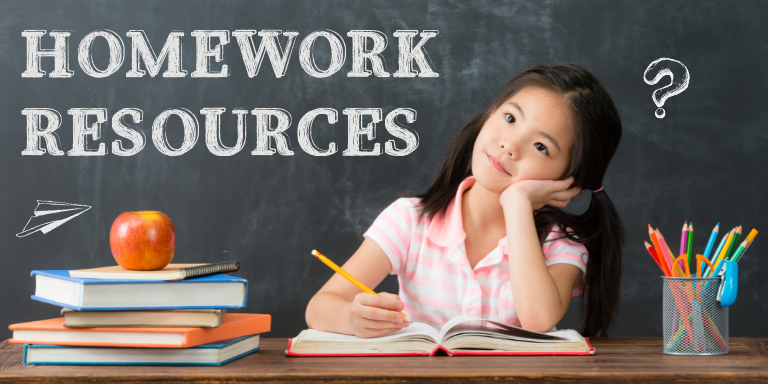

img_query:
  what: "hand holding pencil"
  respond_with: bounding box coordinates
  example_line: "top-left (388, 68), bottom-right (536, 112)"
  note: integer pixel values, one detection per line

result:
top-left (312, 250), bottom-right (412, 338)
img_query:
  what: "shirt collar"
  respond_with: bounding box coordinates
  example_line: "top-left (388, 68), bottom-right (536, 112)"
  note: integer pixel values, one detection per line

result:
top-left (426, 176), bottom-right (476, 247)
top-left (424, 177), bottom-right (545, 269)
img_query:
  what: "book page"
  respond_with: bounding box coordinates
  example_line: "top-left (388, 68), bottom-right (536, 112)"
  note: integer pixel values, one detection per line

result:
top-left (297, 322), bottom-right (440, 344)
top-left (439, 315), bottom-right (568, 344)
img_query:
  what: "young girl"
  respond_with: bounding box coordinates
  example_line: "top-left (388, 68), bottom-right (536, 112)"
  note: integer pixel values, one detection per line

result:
top-left (306, 63), bottom-right (625, 338)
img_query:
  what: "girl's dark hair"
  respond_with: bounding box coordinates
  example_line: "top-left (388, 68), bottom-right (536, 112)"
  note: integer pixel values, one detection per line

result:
top-left (415, 63), bottom-right (625, 337)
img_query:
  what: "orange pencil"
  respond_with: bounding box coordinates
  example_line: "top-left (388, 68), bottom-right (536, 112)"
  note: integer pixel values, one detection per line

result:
top-left (656, 229), bottom-right (685, 277)
top-left (733, 229), bottom-right (759, 262)
top-left (312, 250), bottom-right (411, 322)
top-left (744, 228), bottom-right (759, 244)
top-left (648, 225), bottom-right (671, 277)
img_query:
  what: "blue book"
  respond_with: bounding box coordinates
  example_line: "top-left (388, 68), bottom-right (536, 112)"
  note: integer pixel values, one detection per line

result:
top-left (23, 335), bottom-right (261, 366)
top-left (31, 270), bottom-right (247, 310)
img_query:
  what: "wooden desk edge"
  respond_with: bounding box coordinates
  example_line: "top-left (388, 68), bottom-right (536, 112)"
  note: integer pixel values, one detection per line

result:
top-left (0, 337), bottom-right (766, 383)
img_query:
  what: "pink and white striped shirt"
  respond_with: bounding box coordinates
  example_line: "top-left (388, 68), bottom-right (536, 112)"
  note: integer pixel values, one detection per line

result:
top-left (363, 176), bottom-right (588, 329)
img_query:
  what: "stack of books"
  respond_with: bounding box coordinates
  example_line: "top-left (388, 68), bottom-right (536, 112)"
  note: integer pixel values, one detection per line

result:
top-left (9, 262), bottom-right (271, 366)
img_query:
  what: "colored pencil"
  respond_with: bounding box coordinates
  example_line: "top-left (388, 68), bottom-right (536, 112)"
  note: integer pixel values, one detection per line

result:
top-left (680, 222), bottom-right (688, 260)
top-left (701, 223), bottom-right (719, 277)
top-left (686, 222), bottom-right (694, 271)
top-left (744, 228), bottom-right (759, 245)
top-left (729, 239), bottom-right (749, 263)
top-left (649, 225), bottom-right (672, 276)
top-left (723, 226), bottom-right (738, 261)
top-left (705, 231), bottom-right (729, 277)
top-left (657, 230), bottom-right (685, 277)
top-left (727, 226), bottom-right (742, 260)
top-left (711, 258), bottom-right (726, 278)
top-left (710, 229), bottom-right (735, 277)
top-left (733, 229), bottom-right (758, 262)
top-left (645, 241), bottom-right (668, 276)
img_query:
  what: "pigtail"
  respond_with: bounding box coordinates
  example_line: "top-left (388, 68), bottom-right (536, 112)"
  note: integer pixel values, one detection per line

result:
top-left (576, 190), bottom-right (625, 337)
top-left (533, 190), bottom-right (625, 337)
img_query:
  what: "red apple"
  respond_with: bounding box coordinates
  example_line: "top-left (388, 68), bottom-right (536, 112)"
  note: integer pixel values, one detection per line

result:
top-left (110, 211), bottom-right (176, 270)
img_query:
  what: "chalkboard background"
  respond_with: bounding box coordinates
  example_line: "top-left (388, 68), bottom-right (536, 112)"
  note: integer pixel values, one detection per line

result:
top-left (1, 0), bottom-right (767, 340)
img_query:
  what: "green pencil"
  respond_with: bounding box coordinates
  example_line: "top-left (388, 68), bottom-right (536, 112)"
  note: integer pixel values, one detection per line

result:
top-left (687, 222), bottom-right (694, 270)
top-left (729, 225), bottom-right (742, 259)
top-left (730, 239), bottom-right (748, 262)
top-left (726, 226), bottom-right (741, 260)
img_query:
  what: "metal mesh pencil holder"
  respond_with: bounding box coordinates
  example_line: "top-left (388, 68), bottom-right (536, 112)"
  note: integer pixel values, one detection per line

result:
top-left (662, 277), bottom-right (728, 355)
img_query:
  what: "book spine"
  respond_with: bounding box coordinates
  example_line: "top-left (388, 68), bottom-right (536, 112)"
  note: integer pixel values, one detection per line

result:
top-left (180, 261), bottom-right (240, 279)
top-left (23, 347), bottom-right (259, 366)
top-left (22, 344), bottom-right (29, 365)
top-left (31, 295), bottom-right (246, 311)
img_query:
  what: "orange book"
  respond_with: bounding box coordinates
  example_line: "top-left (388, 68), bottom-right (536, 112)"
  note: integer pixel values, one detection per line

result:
top-left (9, 313), bottom-right (270, 348)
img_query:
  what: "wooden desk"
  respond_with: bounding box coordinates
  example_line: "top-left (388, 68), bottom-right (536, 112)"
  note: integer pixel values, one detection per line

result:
top-left (0, 337), bottom-right (767, 383)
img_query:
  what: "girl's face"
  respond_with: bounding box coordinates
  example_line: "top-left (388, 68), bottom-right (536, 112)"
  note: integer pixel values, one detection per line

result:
top-left (471, 86), bottom-right (576, 195)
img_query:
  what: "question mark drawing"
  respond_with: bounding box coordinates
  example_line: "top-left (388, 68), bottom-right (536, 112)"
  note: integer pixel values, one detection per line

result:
top-left (643, 58), bottom-right (690, 119)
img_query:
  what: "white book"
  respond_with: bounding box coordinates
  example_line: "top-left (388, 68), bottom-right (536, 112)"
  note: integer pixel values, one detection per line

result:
top-left (61, 308), bottom-right (226, 328)
top-left (287, 315), bottom-right (593, 356)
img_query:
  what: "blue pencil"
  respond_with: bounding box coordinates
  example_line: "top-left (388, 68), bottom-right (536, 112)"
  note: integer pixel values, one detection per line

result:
top-left (701, 223), bottom-right (719, 275)
top-left (705, 231), bottom-right (728, 277)
top-left (711, 258), bottom-right (726, 278)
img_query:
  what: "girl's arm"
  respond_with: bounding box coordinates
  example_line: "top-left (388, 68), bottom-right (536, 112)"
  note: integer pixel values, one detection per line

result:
top-left (501, 178), bottom-right (583, 333)
top-left (305, 237), bottom-right (409, 338)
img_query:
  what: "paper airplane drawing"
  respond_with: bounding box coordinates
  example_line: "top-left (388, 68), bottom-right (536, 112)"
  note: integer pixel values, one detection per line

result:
top-left (16, 200), bottom-right (91, 237)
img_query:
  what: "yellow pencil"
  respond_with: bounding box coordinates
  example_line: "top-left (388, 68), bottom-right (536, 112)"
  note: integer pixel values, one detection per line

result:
top-left (712, 228), bottom-right (735, 274)
top-left (312, 250), bottom-right (411, 322)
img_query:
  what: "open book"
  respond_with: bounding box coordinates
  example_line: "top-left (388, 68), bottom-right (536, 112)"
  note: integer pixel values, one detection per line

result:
top-left (287, 315), bottom-right (594, 356)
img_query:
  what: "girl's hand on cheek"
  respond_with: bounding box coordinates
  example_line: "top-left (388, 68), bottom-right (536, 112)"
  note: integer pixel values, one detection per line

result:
top-left (349, 292), bottom-right (410, 338)
top-left (500, 177), bottom-right (581, 210)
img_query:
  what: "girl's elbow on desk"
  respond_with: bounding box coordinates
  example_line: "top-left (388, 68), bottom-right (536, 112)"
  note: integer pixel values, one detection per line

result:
top-left (518, 313), bottom-right (563, 334)
top-left (515, 294), bottom-right (571, 333)
top-left (305, 291), bottom-right (350, 332)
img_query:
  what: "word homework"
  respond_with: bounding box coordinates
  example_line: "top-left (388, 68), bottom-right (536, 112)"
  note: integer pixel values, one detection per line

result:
top-left (22, 29), bottom-right (439, 79)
